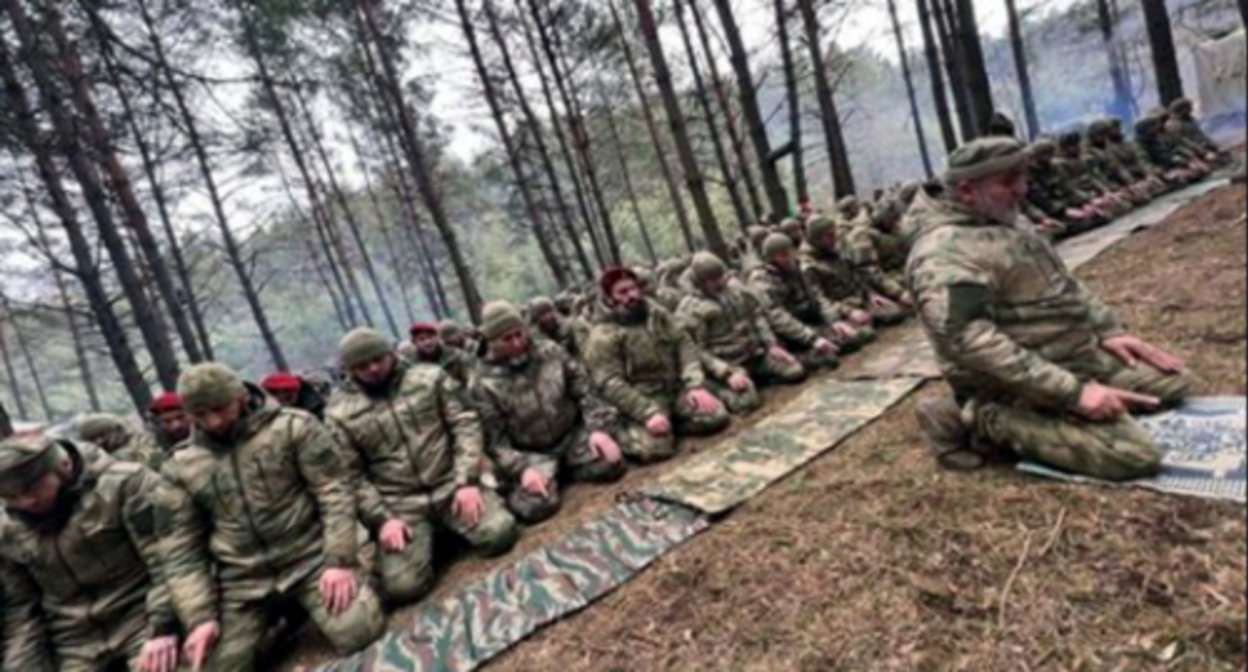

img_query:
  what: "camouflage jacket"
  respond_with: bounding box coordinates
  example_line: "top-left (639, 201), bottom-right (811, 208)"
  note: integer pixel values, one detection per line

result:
top-left (1140, 133), bottom-right (1194, 170)
top-left (676, 283), bottom-right (775, 373)
top-left (905, 194), bottom-right (1124, 410)
top-left (1052, 155), bottom-right (1111, 197)
top-left (745, 263), bottom-right (822, 348)
top-left (411, 345), bottom-right (477, 385)
top-left (1, 441), bottom-right (175, 668)
top-left (1028, 161), bottom-right (1090, 216)
top-left (843, 225), bottom-right (908, 301)
top-left (1084, 143), bottom-right (1133, 188)
top-left (1174, 118), bottom-right (1217, 154)
top-left (2, 555), bottom-right (52, 671)
top-left (533, 316), bottom-right (581, 358)
top-left (799, 244), bottom-right (872, 324)
top-left (158, 390), bottom-right (358, 629)
top-left (1109, 141), bottom-right (1160, 181)
top-left (469, 340), bottom-right (614, 478)
top-left (327, 361), bottom-right (483, 530)
top-left (583, 298), bottom-right (706, 423)
top-left (78, 416), bottom-right (164, 470)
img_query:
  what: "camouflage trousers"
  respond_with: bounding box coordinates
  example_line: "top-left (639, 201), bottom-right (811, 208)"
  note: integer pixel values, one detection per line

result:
top-left (870, 302), bottom-right (910, 328)
top-left (617, 391), bottom-right (732, 464)
top-left (54, 605), bottom-right (146, 672)
top-left (376, 487), bottom-right (519, 605)
top-left (831, 324), bottom-right (876, 355)
top-left (972, 352), bottom-right (1196, 481)
top-left (204, 569), bottom-right (385, 671)
top-left (503, 422), bottom-right (627, 524)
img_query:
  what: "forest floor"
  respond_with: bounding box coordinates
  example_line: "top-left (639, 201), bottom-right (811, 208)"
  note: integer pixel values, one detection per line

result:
top-left (282, 180), bottom-right (1247, 672)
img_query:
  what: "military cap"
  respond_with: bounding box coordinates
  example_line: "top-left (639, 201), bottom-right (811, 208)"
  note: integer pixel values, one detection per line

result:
top-left (410, 322), bottom-right (438, 338)
top-left (338, 328), bottom-right (392, 370)
top-left (437, 320), bottom-right (462, 340)
top-left (690, 252), bottom-right (727, 282)
top-left (746, 225), bottom-right (771, 252)
top-left (527, 296), bottom-right (555, 316)
top-left (1135, 115), bottom-right (1162, 136)
top-left (762, 232), bottom-right (795, 260)
top-left (481, 301), bottom-right (526, 341)
top-left (260, 373), bottom-right (302, 394)
top-left (178, 362), bottom-right (247, 415)
top-left (149, 391), bottom-right (183, 415)
top-left (986, 111), bottom-right (1017, 138)
top-left (76, 413), bottom-right (126, 445)
top-left (599, 266), bottom-right (639, 297)
top-left (1029, 138), bottom-right (1058, 160)
top-left (943, 137), bottom-right (1029, 184)
top-left (806, 215), bottom-right (837, 242)
top-left (836, 196), bottom-right (860, 216)
top-left (778, 218), bottom-right (804, 241)
top-left (0, 437), bottom-right (65, 498)
top-left (1169, 98), bottom-right (1194, 115)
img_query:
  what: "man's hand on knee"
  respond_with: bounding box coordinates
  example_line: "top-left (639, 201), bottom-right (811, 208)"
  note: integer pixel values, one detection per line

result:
top-left (1075, 382), bottom-right (1161, 421)
top-left (1102, 335), bottom-right (1184, 373)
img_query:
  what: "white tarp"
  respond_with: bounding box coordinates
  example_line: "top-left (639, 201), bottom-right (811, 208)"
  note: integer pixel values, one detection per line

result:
top-left (1189, 28), bottom-right (1246, 123)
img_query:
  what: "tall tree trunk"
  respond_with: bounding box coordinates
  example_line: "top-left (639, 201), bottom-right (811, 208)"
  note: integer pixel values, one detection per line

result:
top-left (456, 0), bottom-right (569, 288)
top-left (0, 317), bottom-right (28, 422)
top-left (513, 3), bottom-right (609, 269)
top-left (632, 0), bottom-right (730, 259)
top-left (20, 170), bottom-right (102, 412)
top-left (601, 95), bottom-right (659, 264)
top-left (713, 0), bottom-right (790, 217)
top-left (4, 0), bottom-right (181, 391)
top-left (1140, 0), bottom-right (1184, 105)
top-left (1, 295), bottom-right (52, 422)
top-left (358, 0), bottom-right (484, 322)
top-left (46, 4), bottom-right (199, 374)
top-left (290, 81), bottom-right (403, 336)
top-left (277, 162), bottom-right (358, 328)
top-left (1239, 0), bottom-right (1248, 30)
top-left (526, 0), bottom-right (623, 265)
top-left (1004, 0), bottom-right (1040, 140)
top-left (951, 0), bottom-right (994, 135)
top-left (917, 0), bottom-right (959, 152)
top-left (142, 3), bottom-right (287, 369)
top-left (797, 0), bottom-right (856, 197)
top-left (675, 0), bottom-right (752, 233)
top-left (304, 232), bottom-right (352, 331)
top-left (775, 0), bottom-right (808, 206)
top-left (0, 38), bottom-right (152, 411)
top-left (889, 0), bottom-right (935, 177)
top-left (690, 0), bottom-right (764, 221)
top-left (484, 0), bottom-right (593, 281)
top-left (0, 402), bottom-right (11, 439)
top-left (609, 0), bottom-right (698, 253)
top-left (934, 0), bottom-right (976, 141)
top-left (1096, 0), bottom-right (1138, 122)
top-left (88, 2), bottom-right (214, 361)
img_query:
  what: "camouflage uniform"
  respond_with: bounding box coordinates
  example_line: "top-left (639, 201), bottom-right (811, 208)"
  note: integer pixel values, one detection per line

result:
top-left (583, 297), bottom-right (730, 463)
top-left (745, 244), bottom-right (845, 370)
top-left (1169, 99), bottom-right (1220, 157)
top-left (677, 254), bottom-right (805, 409)
top-left (527, 296), bottom-right (581, 358)
top-left (842, 210), bottom-right (910, 303)
top-left (327, 352), bottom-right (518, 604)
top-left (800, 219), bottom-right (908, 331)
top-left (158, 366), bottom-right (384, 670)
top-left (907, 139), bottom-right (1195, 481)
top-left (0, 439), bottom-right (175, 672)
top-left (1105, 121), bottom-right (1172, 196)
top-left (74, 413), bottom-right (164, 469)
top-left (470, 338), bottom-right (625, 524)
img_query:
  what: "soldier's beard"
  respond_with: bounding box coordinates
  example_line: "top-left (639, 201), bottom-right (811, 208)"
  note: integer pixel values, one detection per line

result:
top-left (971, 191), bottom-right (1020, 227)
top-left (618, 298), bottom-right (649, 324)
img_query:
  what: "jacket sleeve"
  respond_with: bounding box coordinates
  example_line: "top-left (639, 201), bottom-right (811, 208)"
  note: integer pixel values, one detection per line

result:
top-left (563, 348), bottom-right (617, 432)
top-left (120, 467), bottom-right (180, 638)
top-left (154, 468), bottom-right (218, 631)
top-left (848, 230), bottom-right (908, 300)
top-left (671, 313), bottom-right (707, 390)
top-left (467, 378), bottom-right (529, 480)
top-left (1076, 280), bottom-right (1127, 340)
top-left (289, 414), bottom-right (359, 569)
top-left (911, 252), bottom-right (1083, 410)
top-left (584, 326), bottom-right (664, 424)
top-left (439, 372), bottom-right (485, 488)
top-left (1, 560), bottom-right (52, 672)
top-left (326, 417), bottom-right (393, 532)
top-left (750, 272), bottom-right (819, 347)
top-left (803, 263), bottom-right (853, 325)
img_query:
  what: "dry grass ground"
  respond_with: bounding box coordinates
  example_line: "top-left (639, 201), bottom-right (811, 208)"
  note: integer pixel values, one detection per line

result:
top-left (283, 183), bottom-right (1247, 672)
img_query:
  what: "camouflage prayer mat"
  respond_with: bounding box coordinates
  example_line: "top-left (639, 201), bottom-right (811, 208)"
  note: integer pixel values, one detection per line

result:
top-left (1018, 397), bottom-right (1247, 503)
top-left (643, 377), bottom-right (925, 515)
top-left (318, 498), bottom-right (708, 672)
top-left (1059, 177), bottom-right (1232, 271)
top-left (853, 177), bottom-right (1232, 382)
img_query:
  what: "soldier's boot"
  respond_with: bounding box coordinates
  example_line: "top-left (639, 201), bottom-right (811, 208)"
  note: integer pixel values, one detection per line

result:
top-left (709, 379), bottom-right (763, 415)
top-left (916, 397), bottom-right (988, 472)
top-left (618, 421), bottom-right (678, 464)
top-left (507, 482), bottom-right (562, 525)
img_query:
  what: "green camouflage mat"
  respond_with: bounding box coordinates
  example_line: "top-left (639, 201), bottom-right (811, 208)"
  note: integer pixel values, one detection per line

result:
top-left (855, 178), bottom-right (1232, 381)
top-left (1019, 397), bottom-right (1247, 503)
top-left (643, 377), bottom-right (925, 515)
top-left (319, 499), bottom-right (708, 672)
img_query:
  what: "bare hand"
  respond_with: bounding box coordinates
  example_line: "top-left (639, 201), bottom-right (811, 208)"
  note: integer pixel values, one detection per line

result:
top-left (452, 486), bottom-right (485, 528)
top-left (831, 322), bottom-right (858, 342)
top-left (379, 518), bottom-right (412, 553)
top-left (848, 309), bottom-right (873, 327)
top-left (645, 415), bottom-right (672, 438)
top-left (183, 620), bottom-right (220, 672)
top-left (812, 337), bottom-right (839, 357)
top-left (686, 388), bottom-right (723, 416)
top-left (768, 346), bottom-right (799, 368)
top-left (898, 291), bottom-right (915, 308)
top-left (319, 568), bottom-right (359, 616)
top-left (1075, 382), bottom-right (1161, 421)
top-left (588, 431), bottom-right (622, 463)
top-left (520, 468), bottom-right (552, 498)
top-left (1102, 335), bottom-right (1184, 373)
top-left (728, 373), bottom-right (753, 393)
top-left (139, 636), bottom-right (179, 672)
